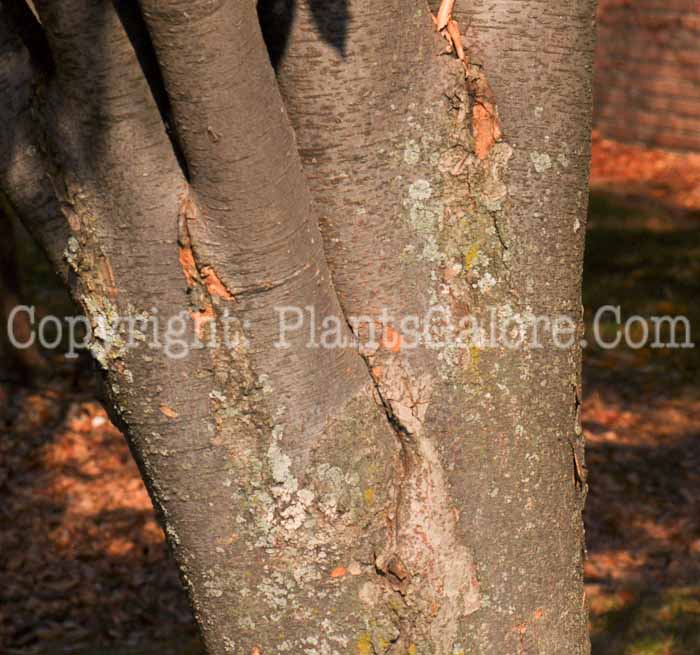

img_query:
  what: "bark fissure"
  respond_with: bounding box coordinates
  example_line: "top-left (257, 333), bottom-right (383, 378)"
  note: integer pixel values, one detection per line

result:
top-left (347, 318), bottom-right (480, 653)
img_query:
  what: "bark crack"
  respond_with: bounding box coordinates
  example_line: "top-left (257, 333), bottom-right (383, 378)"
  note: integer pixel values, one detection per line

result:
top-left (177, 190), bottom-right (236, 306)
top-left (349, 322), bottom-right (480, 654)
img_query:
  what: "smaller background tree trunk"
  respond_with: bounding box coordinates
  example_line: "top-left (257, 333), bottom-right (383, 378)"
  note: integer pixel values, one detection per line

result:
top-left (595, 0), bottom-right (700, 152)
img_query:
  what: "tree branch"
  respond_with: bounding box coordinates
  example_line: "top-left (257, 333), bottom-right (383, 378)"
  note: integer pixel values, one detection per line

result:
top-left (137, 0), bottom-right (368, 441)
top-left (0, 5), bottom-right (67, 276)
top-left (261, 0), bottom-right (446, 328)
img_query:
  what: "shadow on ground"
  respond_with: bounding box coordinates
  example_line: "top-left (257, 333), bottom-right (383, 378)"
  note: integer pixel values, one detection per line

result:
top-left (583, 190), bottom-right (700, 655)
top-left (0, 223), bottom-right (201, 654)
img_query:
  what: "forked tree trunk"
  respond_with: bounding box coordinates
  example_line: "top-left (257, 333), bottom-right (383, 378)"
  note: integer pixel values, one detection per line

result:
top-left (0, 1), bottom-right (595, 653)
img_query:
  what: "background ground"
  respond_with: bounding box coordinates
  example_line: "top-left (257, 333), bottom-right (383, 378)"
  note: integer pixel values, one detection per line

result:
top-left (1, 132), bottom-right (700, 654)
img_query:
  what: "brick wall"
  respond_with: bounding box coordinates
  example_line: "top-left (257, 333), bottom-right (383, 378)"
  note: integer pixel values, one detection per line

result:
top-left (595, 0), bottom-right (700, 152)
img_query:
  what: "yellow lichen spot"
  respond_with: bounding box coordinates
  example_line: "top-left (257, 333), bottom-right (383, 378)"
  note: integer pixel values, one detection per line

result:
top-left (469, 344), bottom-right (481, 369)
top-left (363, 487), bottom-right (375, 506)
top-left (408, 644), bottom-right (418, 655)
top-left (463, 243), bottom-right (480, 270)
top-left (465, 345), bottom-right (483, 383)
top-left (356, 633), bottom-right (373, 655)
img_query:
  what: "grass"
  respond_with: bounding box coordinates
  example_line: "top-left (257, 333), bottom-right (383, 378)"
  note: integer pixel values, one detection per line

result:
top-left (590, 587), bottom-right (700, 655)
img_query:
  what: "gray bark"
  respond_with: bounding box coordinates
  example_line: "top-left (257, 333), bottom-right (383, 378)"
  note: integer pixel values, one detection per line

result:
top-left (0, 1), bottom-right (595, 653)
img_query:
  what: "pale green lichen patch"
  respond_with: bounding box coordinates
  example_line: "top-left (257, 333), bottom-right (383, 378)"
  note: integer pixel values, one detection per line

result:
top-left (404, 140), bottom-right (422, 165)
top-left (405, 177), bottom-right (446, 267)
top-left (81, 294), bottom-right (125, 368)
top-left (64, 236), bottom-right (80, 268)
top-left (61, 235), bottom-right (122, 367)
top-left (267, 441), bottom-right (298, 499)
top-left (395, 81), bottom-right (514, 385)
top-left (409, 178), bottom-right (433, 201)
top-left (530, 151), bottom-right (552, 173)
top-left (476, 143), bottom-right (513, 212)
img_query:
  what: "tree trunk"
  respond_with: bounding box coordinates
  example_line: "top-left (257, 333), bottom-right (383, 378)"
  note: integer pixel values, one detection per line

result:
top-left (0, 1), bottom-right (595, 653)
